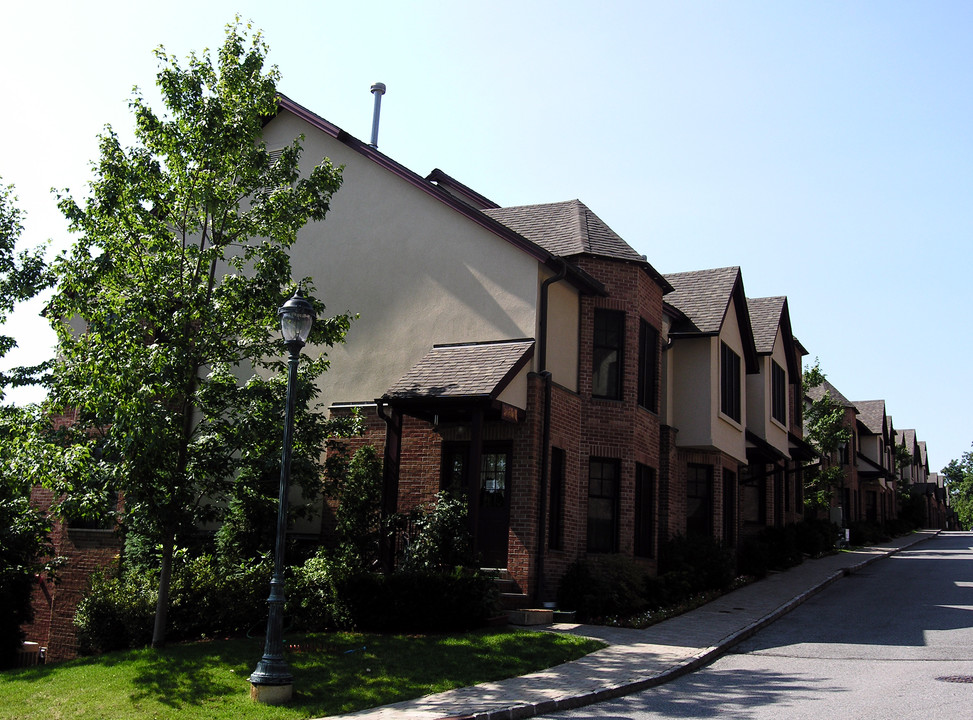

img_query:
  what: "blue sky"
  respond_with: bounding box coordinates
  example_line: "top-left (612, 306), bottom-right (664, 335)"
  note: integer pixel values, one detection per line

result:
top-left (2, 1), bottom-right (970, 471)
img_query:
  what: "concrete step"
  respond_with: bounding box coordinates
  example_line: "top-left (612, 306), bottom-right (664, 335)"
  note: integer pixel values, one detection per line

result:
top-left (507, 608), bottom-right (554, 626)
top-left (499, 591), bottom-right (530, 610)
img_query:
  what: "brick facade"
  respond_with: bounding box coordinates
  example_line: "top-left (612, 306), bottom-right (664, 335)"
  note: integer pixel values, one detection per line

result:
top-left (327, 256), bottom-right (670, 603)
top-left (22, 487), bottom-right (121, 662)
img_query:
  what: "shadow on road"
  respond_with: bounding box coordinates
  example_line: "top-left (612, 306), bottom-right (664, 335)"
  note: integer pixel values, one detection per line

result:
top-left (567, 666), bottom-right (842, 718)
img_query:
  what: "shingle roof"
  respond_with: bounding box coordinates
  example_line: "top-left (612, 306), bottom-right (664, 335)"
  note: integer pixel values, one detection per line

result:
top-left (483, 200), bottom-right (645, 263)
top-left (384, 340), bottom-right (534, 400)
top-left (898, 428), bottom-right (917, 450)
top-left (807, 378), bottom-right (854, 408)
top-left (663, 267), bottom-right (742, 334)
top-left (747, 297), bottom-right (786, 354)
top-left (855, 400), bottom-right (887, 436)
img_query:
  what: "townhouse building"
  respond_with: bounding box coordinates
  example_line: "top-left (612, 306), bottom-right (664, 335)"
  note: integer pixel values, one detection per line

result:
top-left (25, 91), bottom-right (947, 662)
top-left (806, 378), bottom-right (862, 526)
top-left (262, 96), bottom-right (675, 601)
top-left (854, 400), bottom-right (898, 524)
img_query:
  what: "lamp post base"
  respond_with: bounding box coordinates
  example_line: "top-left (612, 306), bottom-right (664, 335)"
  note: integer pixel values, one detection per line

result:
top-left (250, 682), bottom-right (293, 705)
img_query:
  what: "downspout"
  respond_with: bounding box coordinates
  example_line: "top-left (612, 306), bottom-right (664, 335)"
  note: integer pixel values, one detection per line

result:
top-left (375, 398), bottom-right (400, 573)
top-left (534, 259), bottom-right (568, 603)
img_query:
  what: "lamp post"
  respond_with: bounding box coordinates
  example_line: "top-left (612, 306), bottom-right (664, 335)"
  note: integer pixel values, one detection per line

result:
top-left (250, 290), bottom-right (315, 705)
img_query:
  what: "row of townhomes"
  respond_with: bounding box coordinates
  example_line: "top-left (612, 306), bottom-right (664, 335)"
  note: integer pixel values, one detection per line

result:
top-left (25, 95), bottom-right (952, 660)
top-left (263, 95), bottom-right (950, 600)
top-left (807, 379), bottom-right (951, 532)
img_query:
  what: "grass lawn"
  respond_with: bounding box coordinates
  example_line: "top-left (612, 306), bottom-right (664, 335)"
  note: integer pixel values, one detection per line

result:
top-left (0, 629), bottom-right (604, 719)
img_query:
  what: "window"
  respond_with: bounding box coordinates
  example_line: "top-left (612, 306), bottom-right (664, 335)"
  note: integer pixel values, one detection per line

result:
top-left (548, 447), bottom-right (565, 551)
top-left (638, 320), bottom-right (659, 411)
top-left (720, 342), bottom-right (741, 422)
top-left (440, 442), bottom-right (510, 506)
top-left (593, 310), bottom-right (624, 399)
top-left (634, 464), bottom-right (655, 557)
top-left (587, 458), bottom-right (619, 552)
top-left (771, 361), bottom-right (786, 424)
top-left (686, 464), bottom-right (713, 537)
top-left (480, 451), bottom-right (508, 508)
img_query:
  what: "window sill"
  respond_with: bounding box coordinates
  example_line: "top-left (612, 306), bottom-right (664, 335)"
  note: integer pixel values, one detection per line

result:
top-left (718, 411), bottom-right (743, 431)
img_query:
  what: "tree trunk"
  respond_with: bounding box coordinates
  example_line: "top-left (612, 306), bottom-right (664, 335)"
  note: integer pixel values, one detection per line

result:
top-left (151, 530), bottom-right (175, 648)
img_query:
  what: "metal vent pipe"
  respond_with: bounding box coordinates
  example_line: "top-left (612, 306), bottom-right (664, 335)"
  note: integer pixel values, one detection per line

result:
top-left (369, 82), bottom-right (386, 148)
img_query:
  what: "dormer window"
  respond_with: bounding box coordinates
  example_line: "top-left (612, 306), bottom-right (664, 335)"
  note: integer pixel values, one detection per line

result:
top-left (720, 342), bottom-right (741, 422)
top-left (771, 361), bottom-right (787, 425)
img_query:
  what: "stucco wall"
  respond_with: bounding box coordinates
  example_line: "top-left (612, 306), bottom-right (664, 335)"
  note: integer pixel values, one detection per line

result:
top-left (262, 111), bottom-right (541, 410)
top-left (668, 299), bottom-right (746, 463)
top-left (745, 326), bottom-right (789, 455)
top-left (541, 271), bottom-right (580, 393)
top-left (670, 336), bottom-right (713, 446)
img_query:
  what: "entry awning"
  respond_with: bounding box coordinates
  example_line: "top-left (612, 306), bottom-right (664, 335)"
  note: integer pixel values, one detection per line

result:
top-left (788, 431), bottom-right (818, 462)
top-left (380, 339), bottom-right (535, 423)
top-left (745, 430), bottom-right (789, 464)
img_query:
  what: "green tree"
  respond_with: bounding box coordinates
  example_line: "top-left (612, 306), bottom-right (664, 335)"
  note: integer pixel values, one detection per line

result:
top-left (0, 181), bottom-right (56, 667)
top-left (0, 181), bottom-right (50, 395)
top-left (802, 361), bottom-right (852, 513)
top-left (943, 447), bottom-right (973, 530)
top-left (330, 445), bottom-right (383, 573)
top-left (41, 20), bottom-right (348, 647)
top-left (893, 441), bottom-right (914, 503)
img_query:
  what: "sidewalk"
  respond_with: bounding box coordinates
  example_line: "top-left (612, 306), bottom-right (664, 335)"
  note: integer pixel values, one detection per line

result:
top-left (330, 530), bottom-right (939, 720)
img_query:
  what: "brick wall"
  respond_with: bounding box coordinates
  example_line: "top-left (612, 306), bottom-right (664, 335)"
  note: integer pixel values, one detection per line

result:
top-left (563, 258), bottom-right (666, 586)
top-left (23, 487), bottom-right (121, 663)
top-left (326, 256), bottom-right (672, 604)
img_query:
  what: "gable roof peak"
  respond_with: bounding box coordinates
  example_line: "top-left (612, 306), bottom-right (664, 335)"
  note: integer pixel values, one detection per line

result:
top-left (663, 266), bottom-right (758, 372)
top-left (807, 377), bottom-right (854, 408)
top-left (483, 199), bottom-right (644, 263)
top-left (746, 296), bottom-right (786, 354)
top-left (663, 266), bottom-right (743, 335)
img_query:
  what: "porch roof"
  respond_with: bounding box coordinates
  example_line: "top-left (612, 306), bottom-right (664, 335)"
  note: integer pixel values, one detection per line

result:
top-left (382, 339), bottom-right (535, 404)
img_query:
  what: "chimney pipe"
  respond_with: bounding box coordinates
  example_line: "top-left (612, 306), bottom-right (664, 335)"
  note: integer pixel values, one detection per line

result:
top-left (369, 82), bottom-right (386, 148)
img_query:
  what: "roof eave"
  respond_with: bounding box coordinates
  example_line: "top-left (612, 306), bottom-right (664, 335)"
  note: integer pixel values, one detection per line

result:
top-left (274, 94), bottom-right (605, 296)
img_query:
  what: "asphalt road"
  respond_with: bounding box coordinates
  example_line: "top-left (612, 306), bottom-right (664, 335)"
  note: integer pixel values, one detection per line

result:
top-left (541, 531), bottom-right (973, 720)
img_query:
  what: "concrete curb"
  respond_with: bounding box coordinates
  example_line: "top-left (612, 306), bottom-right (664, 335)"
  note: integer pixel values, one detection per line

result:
top-left (439, 530), bottom-right (940, 720)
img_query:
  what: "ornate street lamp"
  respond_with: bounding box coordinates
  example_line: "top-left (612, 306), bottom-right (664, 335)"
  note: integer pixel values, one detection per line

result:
top-left (250, 290), bottom-right (315, 705)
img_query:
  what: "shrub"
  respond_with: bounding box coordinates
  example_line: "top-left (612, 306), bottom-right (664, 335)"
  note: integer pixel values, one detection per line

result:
top-left (896, 495), bottom-right (925, 532)
top-left (75, 566), bottom-right (155, 654)
top-left (737, 535), bottom-right (772, 578)
top-left (332, 445), bottom-right (383, 573)
top-left (795, 518), bottom-right (839, 557)
top-left (658, 535), bottom-right (735, 593)
top-left (557, 555), bottom-right (649, 620)
top-left (849, 520), bottom-right (889, 546)
top-left (738, 520), bottom-right (839, 579)
top-left (400, 491), bottom-right (474, 572)
top-left (286, 549), bottom-right (354, 631)
top-left (75, 553), bottom-right (271, 653)
top-left (340, 569), bottom-right (499, 632)
top-left (762, 525), bottom-right (803, 570)
top-left (167, 554), bottom-right (272, 639)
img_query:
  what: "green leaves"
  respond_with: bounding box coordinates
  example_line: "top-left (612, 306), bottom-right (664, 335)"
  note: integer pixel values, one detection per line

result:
top-left (0, 180), bottom-right (52, 399)
top-left (36, 20), bottom-right (350, 644)
top-left (802, 361), bottom-right (853, 511)
top-left (943, 448), bottom-right (973, 530)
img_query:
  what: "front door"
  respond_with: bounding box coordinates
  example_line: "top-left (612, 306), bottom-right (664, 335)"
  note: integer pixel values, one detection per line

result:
top-left (442, 443), bottom-right (511, 568)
